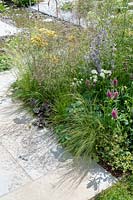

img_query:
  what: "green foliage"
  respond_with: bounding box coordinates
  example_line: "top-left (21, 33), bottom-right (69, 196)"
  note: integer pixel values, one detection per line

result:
top-left (127, 175), bottom-right (133, 195)
top-left (75, 0), bottom-right (95, 18)
top-left (61, 2), bottom-right (73, 11)
top-left (53, 96), bottom-right (103, 158)
top-left (96, 184), bottom-right (132, 200)
top-left (0, 54), bottom-right (10, 71)
top-left (80, 0), bottom-right (133, 172)
top-left (12, 0), bottom-right (36, 7)
top-left (0, 2), bottom-right (8, 12)
top-left (96, 175), bottom-right (133, 200)
top-left (96, 82), bottom-right (133, 172)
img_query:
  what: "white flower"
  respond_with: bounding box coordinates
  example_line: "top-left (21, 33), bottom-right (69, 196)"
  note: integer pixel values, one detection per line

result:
top-left (78, 81), bottom-right (82, 84)
top-left (93, 75), bottom-right (98, 80)
top-left (91, 69), bottom-right (98, 75)
top-left (93, 79), bottom-right (97, 83)
top-left (71, 82), bottom-right (75, 86)
top-left (101, 69), bottom-right (105, 73)
top-left (99, 72), bottom-right (105, 79)
top-left (107, 70), bottom-right (112, 76)
top-left (104, 70), bottom-right (112, 76)
top-left (103, 70), bottom-right (108, 74)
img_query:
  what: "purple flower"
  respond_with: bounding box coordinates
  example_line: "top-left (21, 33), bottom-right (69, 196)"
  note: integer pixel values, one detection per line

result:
top-left (113, 91), bottom-right (119, 99)
top-left (107, 90), bottom-right (119, 99)
top-left (112, 109), bottom-right (118, 119)
top-left (112, 78), bottom-right (118, 87)
top-left (107, 90), bottom-right (113, 98)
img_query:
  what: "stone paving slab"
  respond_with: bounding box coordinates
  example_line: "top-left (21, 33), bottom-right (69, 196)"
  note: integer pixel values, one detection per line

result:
top-left (0, 21), bottom-right (19, 37)
top-left (0, 70), bottom-right (15, 97)
top-left (0, 165), bottom-right (116, 200)
top-left (31, 0), bottom-right (87, 27)
top-left (0, 145), bottom-right (31, 197)
top-left (0, 120), bottom-right (65, 180)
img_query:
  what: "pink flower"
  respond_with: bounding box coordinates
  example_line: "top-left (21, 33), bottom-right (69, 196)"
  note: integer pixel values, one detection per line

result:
top-left (107, 90), bottom-right (113, 98)
top-left (113, 91), bottom-right (119, 99)
top-left (112, 78), bottom-right (118, 87)
top-left (107, 90), bottom-right (119, 99)
top-left (112, 109), bottom-right (118, 119)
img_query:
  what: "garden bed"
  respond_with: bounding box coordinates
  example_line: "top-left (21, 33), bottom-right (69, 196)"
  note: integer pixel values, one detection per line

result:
top-left (1, 0), bottom-right (133, 195)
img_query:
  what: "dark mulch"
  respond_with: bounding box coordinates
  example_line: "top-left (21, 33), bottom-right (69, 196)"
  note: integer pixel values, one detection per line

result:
top-left (98, 159), bottom-right (126, 178)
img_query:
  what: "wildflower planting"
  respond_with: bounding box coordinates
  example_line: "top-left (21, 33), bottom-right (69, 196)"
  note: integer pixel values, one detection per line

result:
top-left (8, 0), bottom-right (133, 175)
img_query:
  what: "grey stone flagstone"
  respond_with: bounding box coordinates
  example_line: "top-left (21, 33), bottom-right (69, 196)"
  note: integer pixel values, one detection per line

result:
top-left (0, 145), bottom-right (31, 197)
top-left (0, 21), bottom-right (19, 37)
top-left (31, 0), bottom-right (87, 27)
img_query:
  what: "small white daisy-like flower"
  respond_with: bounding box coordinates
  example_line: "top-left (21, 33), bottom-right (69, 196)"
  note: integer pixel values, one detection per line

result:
top-left (107, 70), bottom-right (112, 76)
top-left (99, 72), bottom-right (105, 79)
top-left (93, 79), bottom-right (97, 83)
top-left (71, 82), bottom-right (75, 86)
top-left (104, 70), bottom-right (112, 76)
top-left (101, 69), bottom-right (105, 73)
top-left (91, 69), bottom-right (98, 75)
top-left (93, 75), bottom-right (98, 80)
top-left (103, 70), bottom-right (108, 74)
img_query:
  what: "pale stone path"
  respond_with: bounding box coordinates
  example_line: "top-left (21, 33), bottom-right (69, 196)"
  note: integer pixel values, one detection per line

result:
top-left (0, 21), bottom-right (19, 37)
top-left (31, 0), bottom-right (87, 27)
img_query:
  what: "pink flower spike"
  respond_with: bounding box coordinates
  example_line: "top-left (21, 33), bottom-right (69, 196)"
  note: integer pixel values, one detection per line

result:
top-left (112, 109), bottom-right (118, 119)
top-left (113, 91), bottom-right (119, 99)
top-left (107, 90), bottom-right (113, 99)
top-left (112, 78), bottom-right (118, 87)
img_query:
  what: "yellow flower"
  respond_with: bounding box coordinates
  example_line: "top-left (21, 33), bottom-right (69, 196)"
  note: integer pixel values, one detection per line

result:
top-left (31, 36), bottom-right (42, 43)
top-left (39, 28), bottom-right (47, 32)
top-left (31, 35), bottom-right (48, 47)
top-left (68, 35), bottom-right (76, 42)
top-left (39, 28), bottom-right (57, 38)
top-left (128, 30), bottom-right (133, 36)
top-left (125, 29), bottom-right (133, 37)
top-left (49, 55), bottom-right (59, 64)
top-left (52, 56), bottom-right (59, 64)
top-left (42, 40), bottom-right (48, 46)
